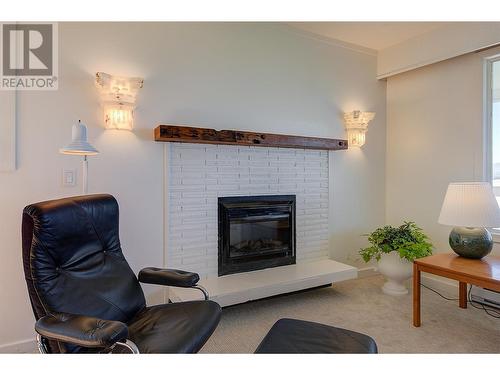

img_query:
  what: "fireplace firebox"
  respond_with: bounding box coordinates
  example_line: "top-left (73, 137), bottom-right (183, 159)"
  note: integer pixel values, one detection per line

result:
top-left (218, 195), bottom-right (296, 276)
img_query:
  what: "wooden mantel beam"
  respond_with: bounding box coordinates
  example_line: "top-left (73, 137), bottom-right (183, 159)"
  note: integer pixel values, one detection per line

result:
top-left (154, 125), bottom-right (348, 151)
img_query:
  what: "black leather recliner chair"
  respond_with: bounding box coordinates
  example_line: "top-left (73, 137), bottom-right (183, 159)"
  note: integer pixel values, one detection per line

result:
top-left (22, 194), bottom-right (221, 353)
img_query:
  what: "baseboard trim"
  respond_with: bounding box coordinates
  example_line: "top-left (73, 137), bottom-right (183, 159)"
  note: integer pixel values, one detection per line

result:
top-left (355, 266), bottom-right (460, 296)
top-left (0, 338), bottom-right (37, 354)
top-left (420, 274), bottom-right (500, 305)
top-left (357, 266), bottom-right (378, 279)
top-left (420, 274), bottom-right (459, 297)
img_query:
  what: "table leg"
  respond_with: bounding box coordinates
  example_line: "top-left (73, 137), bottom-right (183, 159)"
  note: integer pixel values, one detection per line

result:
top-left (459, 281), bottom-right (467, 308)
top-left (413, 263), bottom-right (421, 327)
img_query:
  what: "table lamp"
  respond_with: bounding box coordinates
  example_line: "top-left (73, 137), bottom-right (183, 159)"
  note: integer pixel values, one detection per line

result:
top-left (438, 182), bottom-right (500, 259)
top-left (60, 120), bottom-right (99, 194)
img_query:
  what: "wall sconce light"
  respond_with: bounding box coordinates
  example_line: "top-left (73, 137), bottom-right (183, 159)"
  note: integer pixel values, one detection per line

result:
top-left (95, 72), bottom-right (144, 131)
top-left (343, 110), bottom-right (375, 148)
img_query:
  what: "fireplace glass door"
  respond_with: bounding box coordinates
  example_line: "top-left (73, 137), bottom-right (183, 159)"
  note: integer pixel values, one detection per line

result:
top-left (218, 195), bottom-right (296, 276)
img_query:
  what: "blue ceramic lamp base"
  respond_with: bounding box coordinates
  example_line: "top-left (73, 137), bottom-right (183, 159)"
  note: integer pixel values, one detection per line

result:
top-left (449, 227), bottom-right (493, 259)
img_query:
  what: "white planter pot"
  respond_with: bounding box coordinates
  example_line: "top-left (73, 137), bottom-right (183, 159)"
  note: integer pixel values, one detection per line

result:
top-left (377, 252), bottom-right (413, 296)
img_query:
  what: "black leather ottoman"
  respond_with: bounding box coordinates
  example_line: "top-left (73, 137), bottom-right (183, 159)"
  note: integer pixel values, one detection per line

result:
top-left (255, 318), bottom-right (378, 354)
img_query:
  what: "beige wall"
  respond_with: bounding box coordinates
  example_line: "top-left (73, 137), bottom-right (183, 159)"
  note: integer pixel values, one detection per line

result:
top-left (386, 46), bottom-right (500, 257)
top-left (0, 22), bottom-right (386, 349)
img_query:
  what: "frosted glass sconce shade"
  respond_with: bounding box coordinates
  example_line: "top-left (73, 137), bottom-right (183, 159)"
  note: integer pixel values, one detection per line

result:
top-left (343, 110), bottom-right (375, 148)
top-left (104, 103), bottom-right (134, 131)
top-left (96, 72), bottom-right (143, 131)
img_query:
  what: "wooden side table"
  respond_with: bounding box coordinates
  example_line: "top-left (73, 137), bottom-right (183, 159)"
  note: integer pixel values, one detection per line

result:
top-left (412, 253), bottom-right (500, 327)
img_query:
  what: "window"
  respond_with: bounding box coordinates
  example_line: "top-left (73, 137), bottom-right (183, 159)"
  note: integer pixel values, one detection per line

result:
top-left (487, 58), bottom-right (500, 209)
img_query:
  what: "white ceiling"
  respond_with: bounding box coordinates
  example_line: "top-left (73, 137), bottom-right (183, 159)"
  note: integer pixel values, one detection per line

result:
top-left (288, 22), bottom-right (450, 51)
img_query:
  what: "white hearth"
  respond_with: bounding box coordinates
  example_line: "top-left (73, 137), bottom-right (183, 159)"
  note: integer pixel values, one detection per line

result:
top-left (170, 259), bottom-right (357, 307)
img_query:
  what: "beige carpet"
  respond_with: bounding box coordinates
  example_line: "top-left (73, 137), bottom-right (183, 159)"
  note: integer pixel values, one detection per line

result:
top-left (200, 275), bottom-right (500, 353)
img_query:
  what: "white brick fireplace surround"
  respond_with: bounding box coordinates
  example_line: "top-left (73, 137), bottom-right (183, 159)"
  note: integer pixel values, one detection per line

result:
top-left (165, 142), bottom-right (357, 306)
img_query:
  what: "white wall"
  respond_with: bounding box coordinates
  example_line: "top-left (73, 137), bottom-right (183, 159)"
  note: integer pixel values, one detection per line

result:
top-left (0, 22), bottom-right (386, 349)
top-left (386, 46), bottom-right (500, 257)
top-left (0, 91), bottom-right (15, 171)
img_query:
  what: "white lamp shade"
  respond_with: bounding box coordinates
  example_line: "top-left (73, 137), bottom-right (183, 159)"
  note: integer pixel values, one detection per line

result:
top-left (60, 121), bottom-right (99, 155)
top-left (438, 182), bottom-right (500, 228)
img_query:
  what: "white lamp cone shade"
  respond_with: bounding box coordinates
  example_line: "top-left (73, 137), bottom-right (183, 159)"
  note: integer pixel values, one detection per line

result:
top-left (438, 182), bottom-right (500, 228)
top-left (60, 121), bottom-right (99, 155)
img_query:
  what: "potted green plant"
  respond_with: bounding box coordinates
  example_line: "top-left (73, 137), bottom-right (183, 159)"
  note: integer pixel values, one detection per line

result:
top-left (360, 221), bottom-right (433, 295)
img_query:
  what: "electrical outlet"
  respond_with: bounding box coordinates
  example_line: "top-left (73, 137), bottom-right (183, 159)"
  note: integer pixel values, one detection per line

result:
top-left (62, 169), bottom-right (76, 187)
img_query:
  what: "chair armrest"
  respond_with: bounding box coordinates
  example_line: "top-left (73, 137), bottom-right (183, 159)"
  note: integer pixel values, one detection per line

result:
top-left (35, 312), bottom-right (128, 349)
top-left (138, 267), bottom-right (200, 288)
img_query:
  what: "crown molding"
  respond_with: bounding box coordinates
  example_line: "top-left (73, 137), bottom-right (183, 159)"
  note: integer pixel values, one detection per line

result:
top-left (273, 23), bottom-right (378, 57)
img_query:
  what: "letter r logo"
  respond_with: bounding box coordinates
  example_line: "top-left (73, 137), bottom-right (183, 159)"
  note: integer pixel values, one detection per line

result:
top-left (2, 24), bottom-right (53, 76)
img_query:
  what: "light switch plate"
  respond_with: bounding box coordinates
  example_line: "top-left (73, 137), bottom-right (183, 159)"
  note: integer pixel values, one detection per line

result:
top-left (62, 169), bottom-right (76, 187)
